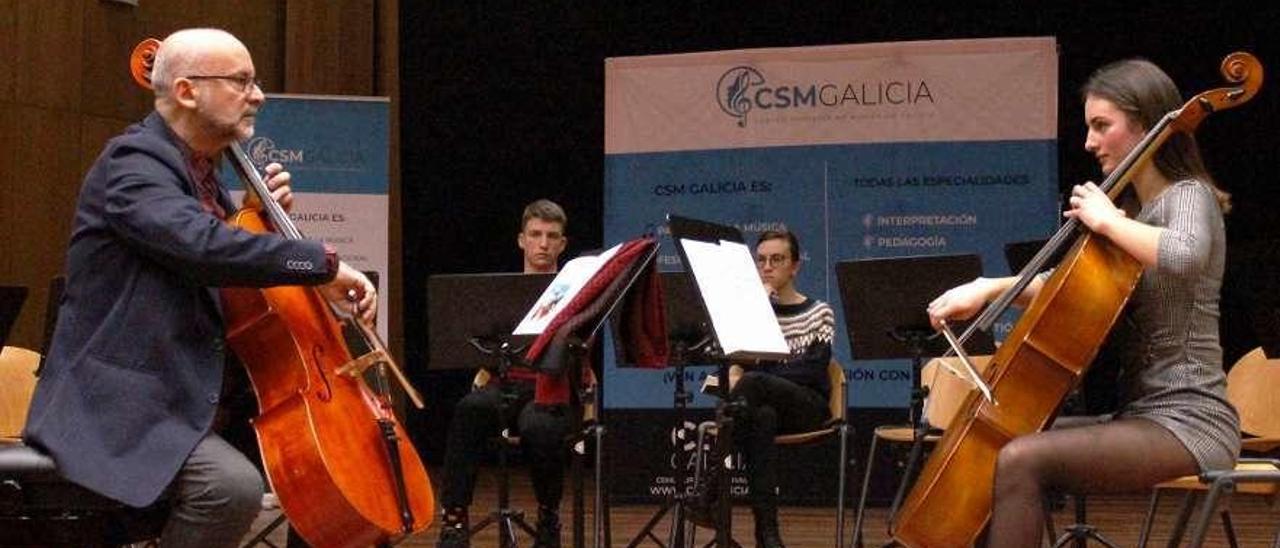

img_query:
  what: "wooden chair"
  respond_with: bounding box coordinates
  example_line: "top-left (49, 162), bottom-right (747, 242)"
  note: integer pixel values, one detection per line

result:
top-left (0, 346), bottom-right (170, 546)
top-left (1137, 346), bottom-right (1280, 547)
top-left (0, 346), bottom-right (40, 439)
top-left (693, 360), bottom-right (852, 546)
top-left (851, 354), bottom-right (992, 544)
top-left (777, 359), bottom-right (852, 546)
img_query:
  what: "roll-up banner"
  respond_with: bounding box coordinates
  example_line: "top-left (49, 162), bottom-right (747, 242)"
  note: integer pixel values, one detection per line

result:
top-left (603, 38), bottom-right (1058, 503)
top-left (224, 94), bottom-right (392, 342)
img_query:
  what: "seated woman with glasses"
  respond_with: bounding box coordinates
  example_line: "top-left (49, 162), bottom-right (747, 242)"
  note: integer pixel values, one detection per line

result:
top-left (696, 229), bottom-right (836, 548)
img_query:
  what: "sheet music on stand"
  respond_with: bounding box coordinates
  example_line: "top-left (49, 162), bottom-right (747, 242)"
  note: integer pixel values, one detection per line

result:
top-left (514, 243), bottom-right (624, 336)
top-left (669, 215), bottom-right (789, 362)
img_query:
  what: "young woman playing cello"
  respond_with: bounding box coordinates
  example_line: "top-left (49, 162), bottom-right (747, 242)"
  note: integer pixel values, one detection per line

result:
top-left (926, 58), bottom-right (1240, 546)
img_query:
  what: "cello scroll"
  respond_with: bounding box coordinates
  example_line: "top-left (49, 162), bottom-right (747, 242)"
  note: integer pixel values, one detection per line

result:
top-left (1173, 51), bottom-right (1262, 131)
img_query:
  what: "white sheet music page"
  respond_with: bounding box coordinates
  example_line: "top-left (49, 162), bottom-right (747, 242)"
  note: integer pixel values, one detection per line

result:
top-left (679, 238), bottom-right (789, 360)
top-left (513, 243), bottom-right (623, 335)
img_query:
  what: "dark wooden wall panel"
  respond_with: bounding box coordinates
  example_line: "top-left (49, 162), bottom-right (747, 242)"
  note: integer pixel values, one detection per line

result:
top-left (376, 0), bottom-right (403, 357)
top-left (4, 106), bottom-right (79, 347)
top-left (79, 115), bottom-right (129, 178)
top-left (199, 0), bottom-right (288, 94)
top-left (79, 0), bottom-right (289, 114)
top-left (130, 0), bottom-right (206, 36)
top-left (0, 104), bottom-right (17, 279)
top-left (285, 0), bottom-right (376, 95)
top-left (79, 1), bottom-right (152, 121)
top-left (15, 3), bottom-right (82, 111)
top-left (2, 0), bottom-right (395, 352)
top-left (0, 1), bottom-right (16, 103)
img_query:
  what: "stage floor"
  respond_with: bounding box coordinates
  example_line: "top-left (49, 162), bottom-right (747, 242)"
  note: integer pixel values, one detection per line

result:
top-left (244, 465), bottom-right (1277, 546)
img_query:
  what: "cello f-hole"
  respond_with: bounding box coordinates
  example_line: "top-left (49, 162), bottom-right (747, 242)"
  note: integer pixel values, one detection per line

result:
top-left (311, 345), bottom-right (333, 401)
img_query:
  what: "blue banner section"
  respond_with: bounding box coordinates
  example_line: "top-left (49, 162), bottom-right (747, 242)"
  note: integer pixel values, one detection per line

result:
top-left (604, 140), bottom-right (1058, 408)
top-left (216, 95), bottom-right (394, 340)
top-left (220, 96), bottom-right (390, 195)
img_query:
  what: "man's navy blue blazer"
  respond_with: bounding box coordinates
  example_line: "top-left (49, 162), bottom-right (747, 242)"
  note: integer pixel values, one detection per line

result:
top-left (24, 112), bottom-right (334, 507)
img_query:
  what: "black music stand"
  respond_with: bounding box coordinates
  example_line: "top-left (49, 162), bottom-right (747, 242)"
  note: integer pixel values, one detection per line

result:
top-left (427, 273), bottom-right (554, 371)
top-left (0, 286), bottom-right (28, 349)
top-left (428, 272), bottom-right (555, 547)
top-left (36, 276), bottom-right (64, 376)
top-left (622, 271), bottom-right (718, 548)
top-left (666, 215), bottom-right (790, 548)
top-left (1260, 309), bottom-right (1280, 361)
top-left (552, 240), bottom-right (661, 548)
top-left (836, 254), bottom-right (993, 547)
top-left (1004, 239), bottom-right (1050, 277)
top-left (430, 244), bottom-right (660, 548)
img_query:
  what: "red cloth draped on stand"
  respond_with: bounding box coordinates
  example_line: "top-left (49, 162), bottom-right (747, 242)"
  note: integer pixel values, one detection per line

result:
top-left (524, 237), bottom-right (668, 405)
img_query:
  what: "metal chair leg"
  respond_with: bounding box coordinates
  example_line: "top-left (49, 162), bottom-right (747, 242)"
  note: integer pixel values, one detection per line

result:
top-left (851, 433), bottom-right (880, 548)
top-left (886, 432), bottom-right (927, 533)
top-left (593, 423), bottom-right (609, 548)
top-left (1137, 488), bottom-right (1162, 548)
top-left (1165, 490), bottom-right (1199, 548)
top-left (1187, 478), bottom-right (1235, 548)
top-left (1220, 507), bottom-right (1239, 548)
top-left (836, 424), bottom-right (850, 548)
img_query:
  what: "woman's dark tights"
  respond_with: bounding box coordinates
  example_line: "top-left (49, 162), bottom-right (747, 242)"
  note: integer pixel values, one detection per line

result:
top-left (986, 418), bottom-right (1198, 547)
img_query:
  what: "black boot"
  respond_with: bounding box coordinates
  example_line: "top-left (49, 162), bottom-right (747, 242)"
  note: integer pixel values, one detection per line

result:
top-left (436, 506), bottom-right (470, 548)
top-left (752, 504), bottom-right (785, 548)
top-left (533, 505), bottom-right (561, 548)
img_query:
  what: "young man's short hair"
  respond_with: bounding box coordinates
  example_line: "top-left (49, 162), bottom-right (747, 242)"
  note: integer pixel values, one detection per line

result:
top-left (521, 199), bottom-right (567, 230)
top-left (755, 229), bottom-right (800, 262)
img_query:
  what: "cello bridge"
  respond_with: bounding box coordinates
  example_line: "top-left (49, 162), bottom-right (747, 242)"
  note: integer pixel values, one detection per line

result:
top-left (336, 350), bottom-right (391, 378)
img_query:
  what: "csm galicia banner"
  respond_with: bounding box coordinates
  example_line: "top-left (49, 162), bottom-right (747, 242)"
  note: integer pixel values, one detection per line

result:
top-left (223, 94), bottom-right (392, 341)
top-left (602, 38), bottom-right (1059, 502)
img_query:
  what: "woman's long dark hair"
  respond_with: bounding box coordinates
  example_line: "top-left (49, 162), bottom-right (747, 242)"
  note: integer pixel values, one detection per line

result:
top-left (1082, 58), bottom-right (1231, 212)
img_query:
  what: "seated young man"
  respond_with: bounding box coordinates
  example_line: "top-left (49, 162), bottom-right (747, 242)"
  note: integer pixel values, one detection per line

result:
top-left (437, 199), bottom-right (571, 548)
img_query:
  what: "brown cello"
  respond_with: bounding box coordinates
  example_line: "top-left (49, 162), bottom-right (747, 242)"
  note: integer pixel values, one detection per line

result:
top-left (891, 52), bottom-right (1262, 547)
top-left (129, 39), bottom-right (434, 547)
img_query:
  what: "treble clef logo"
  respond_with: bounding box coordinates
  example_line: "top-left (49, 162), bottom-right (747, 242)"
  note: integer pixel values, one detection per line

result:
top-left (246, 136), bottom-right (275, 169)
top-left (716, 66), bottom-right (765, 127)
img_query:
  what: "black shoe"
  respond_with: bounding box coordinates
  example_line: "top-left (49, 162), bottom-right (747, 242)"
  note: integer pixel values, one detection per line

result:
top-left (753, 505), bottom-right (785, 548)
top-left (533, 507), bottom-right (561, 548)
top-left (437, 506), bottom-right (470, 548)
top-left (436, 524), bottom-right (469, 548)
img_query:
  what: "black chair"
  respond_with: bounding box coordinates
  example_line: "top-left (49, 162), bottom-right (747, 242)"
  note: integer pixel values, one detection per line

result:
top-left (0, 281), bottom-right (168, 547)
top-left (0, 346), bottom-right (167, 546)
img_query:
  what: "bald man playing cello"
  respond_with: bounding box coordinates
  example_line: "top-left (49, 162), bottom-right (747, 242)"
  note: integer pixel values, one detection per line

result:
top-left (24, 28), bottom-right (374, 547)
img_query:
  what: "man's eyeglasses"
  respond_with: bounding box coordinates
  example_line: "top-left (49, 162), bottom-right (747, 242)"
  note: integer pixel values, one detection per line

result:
top-left (185, 74), bottom-right (262, 93)
top-left (754, 254), bottom-right (791, 268)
